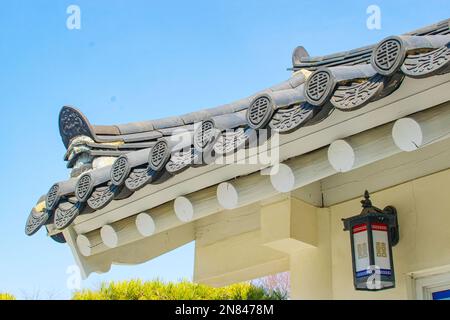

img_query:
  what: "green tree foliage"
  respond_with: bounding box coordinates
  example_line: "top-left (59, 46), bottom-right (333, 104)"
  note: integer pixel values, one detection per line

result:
top-left (0, 293), bottom-right (15, 300)
top-left (72, 279), bottom-right (285, 300)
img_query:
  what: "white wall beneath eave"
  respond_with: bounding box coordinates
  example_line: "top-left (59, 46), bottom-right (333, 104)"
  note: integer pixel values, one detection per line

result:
top-left (326, 168), bottom-right (450, 299)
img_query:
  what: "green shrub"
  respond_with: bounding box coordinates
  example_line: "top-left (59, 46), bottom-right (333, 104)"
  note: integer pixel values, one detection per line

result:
top-left (72, 279), bottom-right (283, 300)
top-left (0, 293), bottom-right (15, 300)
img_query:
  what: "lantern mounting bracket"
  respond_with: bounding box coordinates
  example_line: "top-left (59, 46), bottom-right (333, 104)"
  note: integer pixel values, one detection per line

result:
top-left (383, 205), bottom-right (399, 246)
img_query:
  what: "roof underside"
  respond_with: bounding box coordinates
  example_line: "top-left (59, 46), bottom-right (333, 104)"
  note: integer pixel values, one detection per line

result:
top-left (26, 19), bottom-right (450, 243)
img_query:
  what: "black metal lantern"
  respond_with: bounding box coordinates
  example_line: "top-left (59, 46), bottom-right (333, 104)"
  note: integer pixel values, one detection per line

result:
top-left (342, 191), bottom-right (399, 291)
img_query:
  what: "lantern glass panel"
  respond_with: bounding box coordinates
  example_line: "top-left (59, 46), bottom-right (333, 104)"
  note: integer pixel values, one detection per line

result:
top-left (371, 223), bottom-right (392, 278)
top-left (352, 224), bottom-right (370, 279)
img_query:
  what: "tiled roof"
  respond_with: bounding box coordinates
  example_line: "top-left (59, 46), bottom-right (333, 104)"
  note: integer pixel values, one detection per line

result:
top-left (292, 18), bottom-right (450, 71)
top-left (26, 19), bottom-right (450, 240)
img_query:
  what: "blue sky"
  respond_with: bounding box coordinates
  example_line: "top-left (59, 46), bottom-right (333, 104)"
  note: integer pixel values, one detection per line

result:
top-left (0, 0), bottom-right (448, 299)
